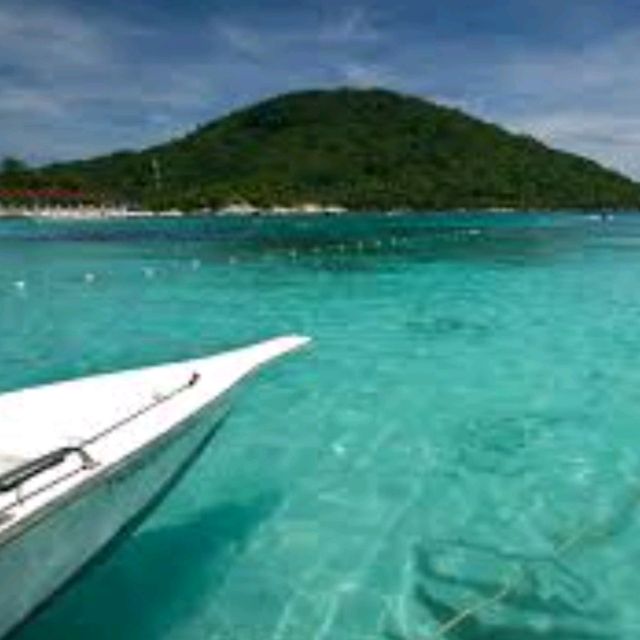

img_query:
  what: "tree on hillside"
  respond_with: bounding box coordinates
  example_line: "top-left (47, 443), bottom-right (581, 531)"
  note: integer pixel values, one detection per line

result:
top-left (1, 157), bottom-right (29, 175)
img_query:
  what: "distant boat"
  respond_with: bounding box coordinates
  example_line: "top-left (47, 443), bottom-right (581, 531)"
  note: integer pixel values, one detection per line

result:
top-left (0, 335), bottom-right (310, 637)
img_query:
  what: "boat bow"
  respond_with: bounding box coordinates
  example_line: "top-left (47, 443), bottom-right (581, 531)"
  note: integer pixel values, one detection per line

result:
top-left (0, 335), bottom-right (310, 527)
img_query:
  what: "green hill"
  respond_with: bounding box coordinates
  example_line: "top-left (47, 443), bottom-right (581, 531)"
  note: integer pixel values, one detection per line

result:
top-left (6, 88), bottom-right (640, 211)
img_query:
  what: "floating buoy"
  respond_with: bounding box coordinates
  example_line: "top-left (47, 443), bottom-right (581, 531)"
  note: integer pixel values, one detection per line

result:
top-left (84, 272), bottom-right (95, 284)
top-left (331, 442), bottom-right (347, 457)
top-left (142, 267), bottom-right (155, 278)
top-left (13, 280), bottom-right (26, 292)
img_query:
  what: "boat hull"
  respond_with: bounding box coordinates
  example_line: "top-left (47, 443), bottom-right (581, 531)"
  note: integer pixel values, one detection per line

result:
top-left (0, 396), bottom-right (229, 638)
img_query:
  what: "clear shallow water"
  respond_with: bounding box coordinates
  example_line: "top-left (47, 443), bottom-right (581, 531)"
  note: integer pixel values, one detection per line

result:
top-left (3, 212), bottom-right (640, 639)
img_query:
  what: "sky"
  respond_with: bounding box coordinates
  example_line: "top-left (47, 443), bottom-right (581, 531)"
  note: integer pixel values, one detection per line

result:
top-left (2, 0), bottom-right (640, 177)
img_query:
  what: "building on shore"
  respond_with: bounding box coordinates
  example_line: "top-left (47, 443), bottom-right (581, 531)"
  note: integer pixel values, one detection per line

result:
top-left (0, 188), bottom-right (136, 219)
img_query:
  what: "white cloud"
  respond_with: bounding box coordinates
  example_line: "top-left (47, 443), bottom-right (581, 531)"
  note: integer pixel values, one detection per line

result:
top-left (0, 87), bottom-right (66, 117)
top-left (339, 62), bottom-right (389, 87)
top-left (216, 22), bottom-right (268, 58)
top-left (504, 112), bottom-right (640, 178)
top-left (486, 30), bottom-right (640, 177)
top-left (319, 6), bottom-right (382, 44)
top-left (214, 5), bottom-right (384, 56)
top-left (0, 4), bottom-right (116, 125)
top-left (0, 3), bottom-right (227, 161)
top-left (498, 30), bottom-right (640, 100)
top-left (0, 5), bottom-right (112, 74)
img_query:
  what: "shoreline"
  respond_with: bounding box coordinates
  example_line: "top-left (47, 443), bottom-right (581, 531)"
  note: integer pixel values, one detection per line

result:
top-left (0, 205), bottom-right (633, 221)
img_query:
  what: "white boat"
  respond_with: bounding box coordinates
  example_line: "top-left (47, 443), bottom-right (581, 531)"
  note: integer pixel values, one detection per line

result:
top-left (0, 335), bottom-right (309, 637)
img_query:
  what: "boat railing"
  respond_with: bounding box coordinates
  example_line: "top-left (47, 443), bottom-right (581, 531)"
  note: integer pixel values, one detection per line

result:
top-left (0, 371), bottom-right (200, 519)
top-left (0, 447), bottom-right (96, 495)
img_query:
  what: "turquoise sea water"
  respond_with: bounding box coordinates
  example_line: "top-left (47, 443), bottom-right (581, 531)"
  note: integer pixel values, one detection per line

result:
top-left (3, 212), bottom-right (640, 639)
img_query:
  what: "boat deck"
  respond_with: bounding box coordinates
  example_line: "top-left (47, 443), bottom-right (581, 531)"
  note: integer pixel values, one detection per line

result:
top-left (0, 456), bottom-right (25, 476)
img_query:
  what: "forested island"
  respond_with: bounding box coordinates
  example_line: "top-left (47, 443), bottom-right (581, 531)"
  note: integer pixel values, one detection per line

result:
top-left (2, 88), bottom-right (640, 213)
